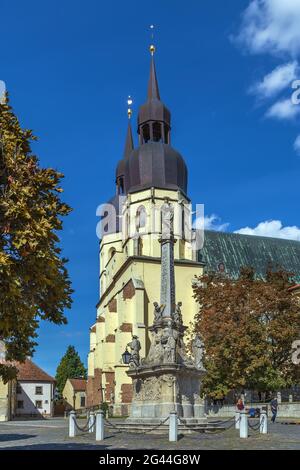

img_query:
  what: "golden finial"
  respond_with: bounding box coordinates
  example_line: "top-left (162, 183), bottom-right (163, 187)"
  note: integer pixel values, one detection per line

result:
top-left (127, 95), bottom-right (133, 119)
top-left (149, 24), bottom-right (156, 56)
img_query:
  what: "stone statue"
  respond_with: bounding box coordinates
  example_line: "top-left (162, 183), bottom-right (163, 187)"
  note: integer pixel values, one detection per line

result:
top-left (127, 335), bottom-right (141, 367)
top-left (192, 335), bottom-right (205, 369)
top-left (161, 199), bottom-right (174, 238)
top-left (162, 322), bottom-right (177, 364)
top-left (173, 301), bottom-right (183, 326)
top-left (153, 302), bottom-right (162, 323)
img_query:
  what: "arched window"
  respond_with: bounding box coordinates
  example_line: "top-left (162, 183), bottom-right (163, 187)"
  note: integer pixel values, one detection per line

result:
top-left (153, 122), bottom-right (162, 142)
top-left (116, 176), bottom-right (124, 195)
top-left (142, 124), bottom-right (150, 143)
top-left (136, 205), bottom-right (146, 231)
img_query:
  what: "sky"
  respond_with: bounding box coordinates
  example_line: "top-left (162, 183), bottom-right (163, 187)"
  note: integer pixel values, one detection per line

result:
top-left (1, 0), bottom-right (300, 375)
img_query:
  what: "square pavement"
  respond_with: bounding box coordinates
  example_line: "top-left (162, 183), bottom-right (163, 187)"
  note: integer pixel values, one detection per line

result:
top-left (0, 418), bottom-right (300, 450)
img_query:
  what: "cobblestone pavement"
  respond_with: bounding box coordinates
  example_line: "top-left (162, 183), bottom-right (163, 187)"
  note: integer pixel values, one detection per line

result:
top-left (0, 418), bottom-right (300, 450)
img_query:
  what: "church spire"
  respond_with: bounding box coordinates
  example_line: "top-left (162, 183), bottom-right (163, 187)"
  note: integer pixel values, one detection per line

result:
top-left (147, 53), bottom-right (161, 101)
top-left (138, 44), bottom-right (171, 144)
top-left (123, 120), bottom-right (133, 160)
top-left (115, 97), bottom-right (134, 194)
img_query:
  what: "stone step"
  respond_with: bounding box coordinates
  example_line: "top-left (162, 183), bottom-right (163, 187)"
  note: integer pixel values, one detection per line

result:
top-left (104, 422), bottom-right (226, 435)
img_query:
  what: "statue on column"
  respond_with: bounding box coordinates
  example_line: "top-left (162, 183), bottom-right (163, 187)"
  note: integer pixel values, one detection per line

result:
top-left (153, 302), bottom-right (162, 323)
top-left (127, 335), bottom-right (141, 368)
top-left (162, 321), bottom-right (177, 364)
top-left (192, 335), bottom-right (205, 370)
top-left (161, 198), bottom-right (174, 239)
top-left (173, 301), bottom-right (183, 326)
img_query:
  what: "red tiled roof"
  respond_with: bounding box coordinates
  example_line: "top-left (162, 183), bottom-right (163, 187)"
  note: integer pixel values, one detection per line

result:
top-left (69, 378), bottom-right (87, 392)
top-left (17, 359), bottom-right (55, 383)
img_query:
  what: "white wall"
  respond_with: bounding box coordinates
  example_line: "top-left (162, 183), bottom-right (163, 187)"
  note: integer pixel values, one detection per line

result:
top-left (16, 382), bottom-right (53, 416)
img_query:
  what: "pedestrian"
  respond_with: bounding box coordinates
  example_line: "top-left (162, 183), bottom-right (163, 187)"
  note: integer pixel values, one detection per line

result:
top-left (270, 397), bottom-right (278, 423)
top-left (236, 398), bottom-right (244, 411)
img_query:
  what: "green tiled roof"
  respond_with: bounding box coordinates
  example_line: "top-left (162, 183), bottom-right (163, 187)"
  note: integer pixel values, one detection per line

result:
top-left (198, 230), bottom-right (300, 281)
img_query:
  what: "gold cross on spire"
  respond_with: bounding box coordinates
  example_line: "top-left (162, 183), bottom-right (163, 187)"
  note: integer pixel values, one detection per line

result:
top-left (149, 24), bottom-right (156, 56)
top-left (127, 95), bottom-right (133, 119)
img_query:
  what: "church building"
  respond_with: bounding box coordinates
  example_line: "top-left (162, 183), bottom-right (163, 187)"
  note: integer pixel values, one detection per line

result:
top-left (87, 46), bottom-right (300, 415)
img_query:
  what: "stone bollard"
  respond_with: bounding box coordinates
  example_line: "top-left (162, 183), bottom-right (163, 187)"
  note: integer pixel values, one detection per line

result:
top-left (239, 410), bottom-right (248, 439)
top-left (169, 411), bottom-right (178, 442)
top-left (69, 411), bottom-right (76, 437)
top-left (96, 410), bottom-right (105, 441)
top-left (260, 410), bottom-right (268, 434)
top-left (235, 411), bottom-right (240, 430)
top-left (89, 411), bottom-right (95, 433)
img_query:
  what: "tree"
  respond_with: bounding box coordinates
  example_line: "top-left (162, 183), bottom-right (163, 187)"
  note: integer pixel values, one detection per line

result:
top-left (0, 95), bottom-right (72, 382)
top-left (55, 345), bottom-right (87, 395)
top-left (192, 266), bottom-right (300, 399)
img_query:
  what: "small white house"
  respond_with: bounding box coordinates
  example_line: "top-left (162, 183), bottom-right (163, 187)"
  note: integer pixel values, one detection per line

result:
top-left (16, 359), bottom-right (55, 417)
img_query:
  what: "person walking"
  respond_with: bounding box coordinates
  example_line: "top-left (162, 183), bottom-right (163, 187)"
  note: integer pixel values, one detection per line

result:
top-left (270, 397), bottom-right (278, 423)
top-left (236, 398), bottom-right (244, 411)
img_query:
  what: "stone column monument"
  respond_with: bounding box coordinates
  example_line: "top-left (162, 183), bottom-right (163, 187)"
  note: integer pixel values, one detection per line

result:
top-left (126, 199), bottom-right (206, 424)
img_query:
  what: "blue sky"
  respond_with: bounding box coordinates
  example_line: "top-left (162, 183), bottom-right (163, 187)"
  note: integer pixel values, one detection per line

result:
top-left (1, 0), bottom-right (300, 375)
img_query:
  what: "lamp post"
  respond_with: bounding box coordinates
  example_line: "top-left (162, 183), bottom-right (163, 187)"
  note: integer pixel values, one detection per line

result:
top-left (122, 347), bottom-right (131, 365)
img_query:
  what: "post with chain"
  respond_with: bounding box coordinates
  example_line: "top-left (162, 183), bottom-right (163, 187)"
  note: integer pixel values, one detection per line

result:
top-left (239, 410), bottom-right (248, 439)
top-left (69, 411), bottom-right (76, 437)
top-left (260, 409), bottom-right (268, 434)
top-left (89, 411), bottom-right (95, 433)
top-left (169, 411), bottom-right (178, 442)
top-left (96, 410), bottom-right (105, 441)
top-left (235, 411), bottom-right (240, 430)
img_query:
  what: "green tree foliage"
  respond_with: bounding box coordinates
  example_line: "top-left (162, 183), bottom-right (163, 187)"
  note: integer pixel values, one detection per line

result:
top-left (0, 95), bottom-right (73, 382)
top-left (192, 267), bottom-right (300, 399)
top-left (55, 345), bottom-right (87, 395)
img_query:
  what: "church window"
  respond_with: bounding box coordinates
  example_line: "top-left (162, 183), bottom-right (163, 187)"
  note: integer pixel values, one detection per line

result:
top-left (153, 122), bottom-right (162, 142)
top-left (136, 205), bottom-right (146, 230)
top-left (164, 124), bottom-right (169, 144)
top-left (117, 176), bottom-right (125, 195)
top-left (142, 124), bottom-right (150, 143)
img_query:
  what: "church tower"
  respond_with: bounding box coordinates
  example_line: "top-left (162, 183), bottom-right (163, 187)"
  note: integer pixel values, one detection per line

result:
top-left (87, 45), bottom-right (204, 415)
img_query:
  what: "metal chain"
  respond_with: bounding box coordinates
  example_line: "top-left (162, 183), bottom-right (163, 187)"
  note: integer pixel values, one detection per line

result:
top-left (104, 416), bottom-right (170, 435)
top-left (72, 416), bottom-right (96, 433)
top-left (248, 420), bottom-right (261, 431)
top-left (177, 415), bottom-right (240, 434)
top-left (248, 415), bottom-right (264, 432)
top-left (209, 416), bottom-right (236, 425)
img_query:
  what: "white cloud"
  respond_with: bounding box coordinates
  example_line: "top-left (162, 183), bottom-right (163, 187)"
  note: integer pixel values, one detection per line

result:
top-left (236, 0), bottom-right (300, 57)
top-left (235, 220), bottom-right (300, 241)
top-left (294, 134), bottom-right (300, 154)
top-left (204, 214), bottom-right (230, 232)
top-left (265, 98), bottom-right (300, 119)
top-left (250, 61), bottom-right (299, 98)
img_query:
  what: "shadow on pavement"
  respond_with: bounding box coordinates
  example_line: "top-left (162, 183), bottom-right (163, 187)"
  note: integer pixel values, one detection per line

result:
top-left (0, 434), bottom-right (37, 442)
top-left (1, 443), bottom-right (110, 450)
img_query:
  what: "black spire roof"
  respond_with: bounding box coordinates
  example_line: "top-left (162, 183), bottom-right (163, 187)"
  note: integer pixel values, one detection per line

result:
top-left (115, 49), bottom-right (187, 196)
